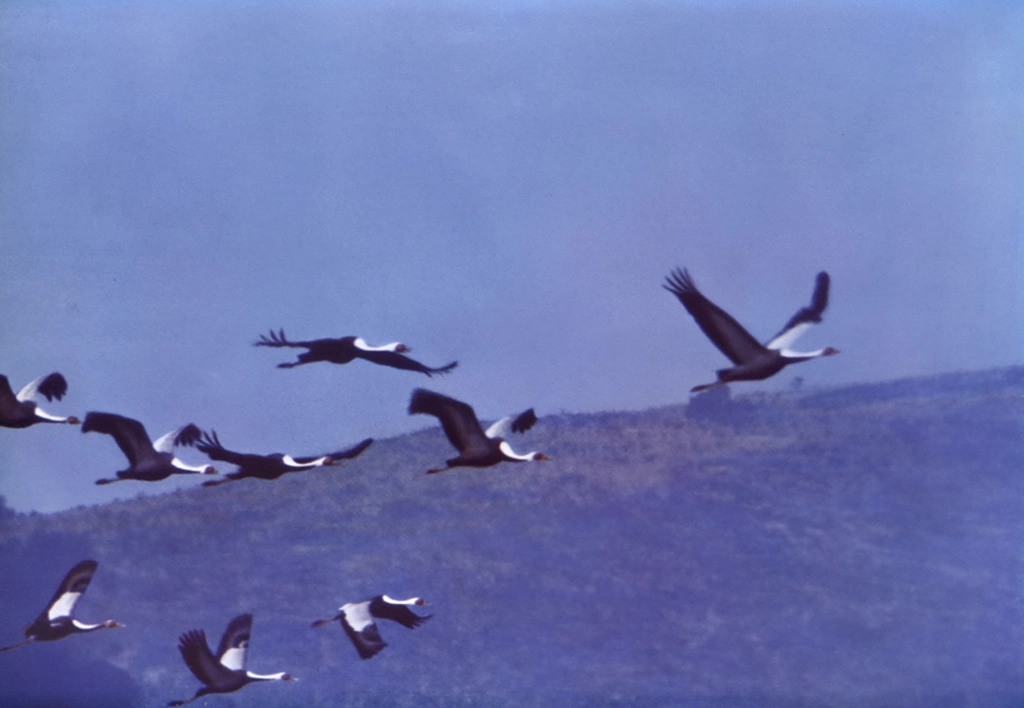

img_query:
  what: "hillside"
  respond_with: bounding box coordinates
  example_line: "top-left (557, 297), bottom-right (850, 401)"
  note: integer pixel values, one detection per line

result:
top-left (1, 367), bottom-right (1023, 707)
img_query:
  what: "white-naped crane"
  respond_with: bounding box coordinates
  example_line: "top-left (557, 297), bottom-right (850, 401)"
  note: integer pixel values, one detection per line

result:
top-left (194, 430), bottom-right (374, 488)
top-left (312, 595), bottom-right (431, 660)
top-left (664, 268), bottom-right (839, 393)
top-left (408, 388), bottom-right (550, 474)
top-left (0, 560), bottom-right (122, 652)
top-left (255, 329), bottom-right (458, 376)
top-left (0, 372), bottom-right (80, 428)
top-left (81, 412), bottom-right (216, 485)
top-left (168, 613), bottom-right (294, 706)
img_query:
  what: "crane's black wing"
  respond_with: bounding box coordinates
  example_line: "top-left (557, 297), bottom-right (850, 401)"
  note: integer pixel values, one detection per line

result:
top-left (178, 629), bottom-right (238, 688)
top-left (485, 408), bottom-right (539, 439)
top-left (41, 560), bottom-right (98, 621)
top-left (511, 409), bottom-right (538, 434)
top-left (152, 424), bottom-right (203, 453)
top-left (766, 271), bottom-right (831, 350)
top-left (253, 328), bottom-right (324, 349)
top-left (214, 614), bottom-right (252, 671)
top-left (355, 349), bottom-right (458, 377)
top-left (340, 615), bottom-right (387, 660)
top-left (81, 412), bottom-right (157, 466)
top-left (409, 389), bottom-right (491, 456)
top-left (17, 372), bottom-right (69, 402)
top-left (292, 437), bottom-right (374, 464)
top-left (195, 431), bottom-right (264, 466)
top-left (176, 424), bottom-right (202, 446)
top-left (663, 268), bottom-right (766, 365)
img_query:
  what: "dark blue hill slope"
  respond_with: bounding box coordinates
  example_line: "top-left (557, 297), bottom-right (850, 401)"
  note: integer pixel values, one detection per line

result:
top-left (1, 367), bottom-right (1022, 707)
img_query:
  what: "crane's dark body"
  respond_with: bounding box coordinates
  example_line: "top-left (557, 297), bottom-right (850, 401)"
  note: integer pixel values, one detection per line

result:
top-left (196, 430), bottom-right (373, 486)
top-left (272, 334), bottom-right (365, 366)
top-left (22, 616), bottom-right (78, 643)
top-left (255, 329), bottom-right (457, 376)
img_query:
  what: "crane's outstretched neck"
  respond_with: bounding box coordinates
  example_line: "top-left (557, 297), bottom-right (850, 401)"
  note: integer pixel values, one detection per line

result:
top-left (779, 346), bottom-right (839, 361)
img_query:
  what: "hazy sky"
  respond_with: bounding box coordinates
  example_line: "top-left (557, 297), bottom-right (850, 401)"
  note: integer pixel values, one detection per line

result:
top-left (2, 0), bottom-right (1022, 512)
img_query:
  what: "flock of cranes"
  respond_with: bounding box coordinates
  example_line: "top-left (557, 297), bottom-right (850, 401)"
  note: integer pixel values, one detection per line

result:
top-left (1, 267), bottom-right (837, 703)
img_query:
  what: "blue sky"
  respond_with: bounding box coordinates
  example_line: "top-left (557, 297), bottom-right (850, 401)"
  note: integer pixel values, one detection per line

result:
top-left (2, 0), bottom-right (1022, 512)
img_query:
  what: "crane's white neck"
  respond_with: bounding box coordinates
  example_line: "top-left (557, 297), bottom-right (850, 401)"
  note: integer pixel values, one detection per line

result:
top-left (71, 620), bottom-right (105, 631)
top-left (281, 454), bottom-right (319, 468)
top-left (171, 458), bottom-right (212, 474)
top-left (779, 347), bottom-right (828, 361)
top-left (353, 338), bottom-right (403, 352)
top-left (498, 440), bottom-right (536, 462)
top-left (245, 671), bottom-right (289, 681)
top-left (382, 595), bottom-right (422, 605)
top-left (33, 407), bottom-right (70, 423)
